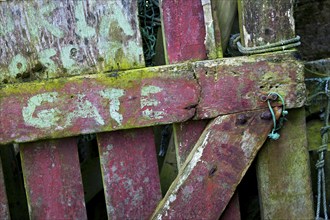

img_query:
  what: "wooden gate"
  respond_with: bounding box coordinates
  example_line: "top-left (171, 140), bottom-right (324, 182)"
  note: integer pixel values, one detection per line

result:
top-left (0, 0), bottom-right (314, 219)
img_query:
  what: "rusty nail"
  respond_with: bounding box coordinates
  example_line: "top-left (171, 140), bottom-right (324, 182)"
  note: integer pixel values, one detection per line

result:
top-left (268, 93), bottom-right (278, 101)
top-left (260, 94), bottom-right (268, 102)
top-left (237, 114), bottom-right (247, 125)
top-left (260, 111), bottom-right (272, 120)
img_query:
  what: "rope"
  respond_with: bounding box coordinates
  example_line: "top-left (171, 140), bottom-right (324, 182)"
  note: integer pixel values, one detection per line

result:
top-left (230, 34), bottom-right (301, 55)
top-left (307, 76), bottom-right (329, 219)
top-left (266, 92), bottom-right (288, 140)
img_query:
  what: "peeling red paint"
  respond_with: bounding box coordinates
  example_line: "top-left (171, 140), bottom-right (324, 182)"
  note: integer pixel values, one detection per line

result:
top-left (152, 108), bottom-right (281, 219)
top-left (161, 0), bottom-right (207, 63)
top-left (97, 128), bottom-right (161, 219)
top-left (20, 137), bottom-right (87, 220)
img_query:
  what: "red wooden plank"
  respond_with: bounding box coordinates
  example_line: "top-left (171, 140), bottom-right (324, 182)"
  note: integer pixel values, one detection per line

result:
top-left (97, 127), bottom-right (161, 219)
top-left (174, 120), bottom-right (241, 219)
top-left (195, 54), bottom-right (305, 119)
top-left (220, 193), bottom-right (241, 220)
top-left (152, 108), bottom-right (282, 219)
top-left (161, 0), bottom-right (207, 63)
top-left (174, 120), bottom-right (209, 167)
top-left (0, 157), bottom-right (10, 219)
top-left (20, 137), bottom-right (87, 219)
top-left (0, 53), bottom-right (304, 144)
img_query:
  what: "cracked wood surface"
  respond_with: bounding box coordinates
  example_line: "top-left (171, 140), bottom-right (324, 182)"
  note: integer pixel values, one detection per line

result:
top-left (0, 0), bottom-right (144, 85)
top-left (0, 52), bottom-right (305, 144)
top-left (151, 108), bottom-right (282, 219)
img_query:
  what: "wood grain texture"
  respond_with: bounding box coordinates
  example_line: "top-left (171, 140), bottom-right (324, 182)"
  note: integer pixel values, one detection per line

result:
top-left (0, 0), bottom-right (144, 84)
top-left (173, 120), bottom-right (209, 167)
top-left (0, 157), bottom-right (10, 220)
top-left (97, 128), bottom-right (161, 219)
top-left (238, 0), bottom-right (295, 47)
top-left (211, 0), bottom-right (237, 53)
top-left (20, 137), bottom-right (87, 220)
top-left (256, 108), bottom-right (314, 219)
top-left (161, 0), bottom-right (207, 63)
top-left (195, 52), bottom-right (305, 119)
top-left (0, 53), bottom-right (305, 144)
top-left (152, 108), bottom-right (282, 219)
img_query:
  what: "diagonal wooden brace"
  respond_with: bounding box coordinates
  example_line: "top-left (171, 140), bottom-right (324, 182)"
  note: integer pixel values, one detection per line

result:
top-left (151, 107), bottom-right (282, 219)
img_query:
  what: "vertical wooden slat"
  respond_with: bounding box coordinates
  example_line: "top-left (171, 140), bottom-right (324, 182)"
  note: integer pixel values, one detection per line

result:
top-left (238, 0), bottom-right (314, 218)
top-left (238, 0), bottom-right (295, 48)
top-left (21, 137), bottom-right (87, 220)
top-left (256, 108), bottom-right (314, 219)
top-left (161, 0), bottom-right (207, 64)
top-left (95, 1), bottom-right (162, 218)
top-left (97, 128), bottom-right (161, 219)
top-left (0, 156), bottom-right (10, 219)
top-left (160, 1), bottom-right (241, 218)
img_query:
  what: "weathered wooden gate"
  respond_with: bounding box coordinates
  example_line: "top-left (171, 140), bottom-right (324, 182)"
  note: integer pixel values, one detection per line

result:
top-left (0, 0), bottom-right (314, 219)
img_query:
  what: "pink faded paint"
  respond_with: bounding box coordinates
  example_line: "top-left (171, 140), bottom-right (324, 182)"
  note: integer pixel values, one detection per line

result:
top-left (97, 127), bottom-right (161, 219)
top-left (152, 108), bottom-right (282, 219)
top-left (161, 0), bottom-right (207, 63)
top-left (20, 137), bottom-right (87, 220)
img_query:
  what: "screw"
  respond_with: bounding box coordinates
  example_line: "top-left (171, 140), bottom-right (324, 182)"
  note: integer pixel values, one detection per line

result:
top-left (268, 93), bottom-right (278, 101)
top-left (237, 114), bottom-right (247, 125)
top-left (260, 111), bottom-right (272, 120)
top-left (260, 94), bottom-right (268, 102)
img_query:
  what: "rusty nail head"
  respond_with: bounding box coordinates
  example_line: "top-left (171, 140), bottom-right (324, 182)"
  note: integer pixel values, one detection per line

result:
top-left (237, 114), bottom-right (247, 125)
top-left (260, 111), bottom-right (272, 120)
top-left (260, 94), bottom-right (268, 102)
top-left (269, 93), bottom-right (278, 101)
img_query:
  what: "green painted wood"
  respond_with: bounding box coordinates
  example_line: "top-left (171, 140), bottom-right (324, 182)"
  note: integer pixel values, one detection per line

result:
top-left (0, 53), bottom-right (305, 144)
top-left (151, 108), bottom-right (282, 219)
top-left (256, 108), bottom-right (314, 219)
top-left (0, 0), bottom-right (144, 85)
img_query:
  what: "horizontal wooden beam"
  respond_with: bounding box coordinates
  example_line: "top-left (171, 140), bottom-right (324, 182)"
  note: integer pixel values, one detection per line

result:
top-left (0, 52), bottom-right (305, 144)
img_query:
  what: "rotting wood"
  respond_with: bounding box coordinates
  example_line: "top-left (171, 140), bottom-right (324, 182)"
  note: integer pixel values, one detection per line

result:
top-left (20, 137), bottom-right (87, 220)
top-left (0, 52), bottom-right (305, 144)
top-left (151, 108), bottom-right (282, 219)
top-left (201, 0), bottom-right (219, 59)
top-left (97, 127), bottom-right (161, 219)
top-left (238, 0), bottom-right (295, 47)
top-left (256, 108), bottom-right (314, 219)
top-left (0, 0), bottom-right (144, 84)
top-left (0, 157), bottom-right (10, 220)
